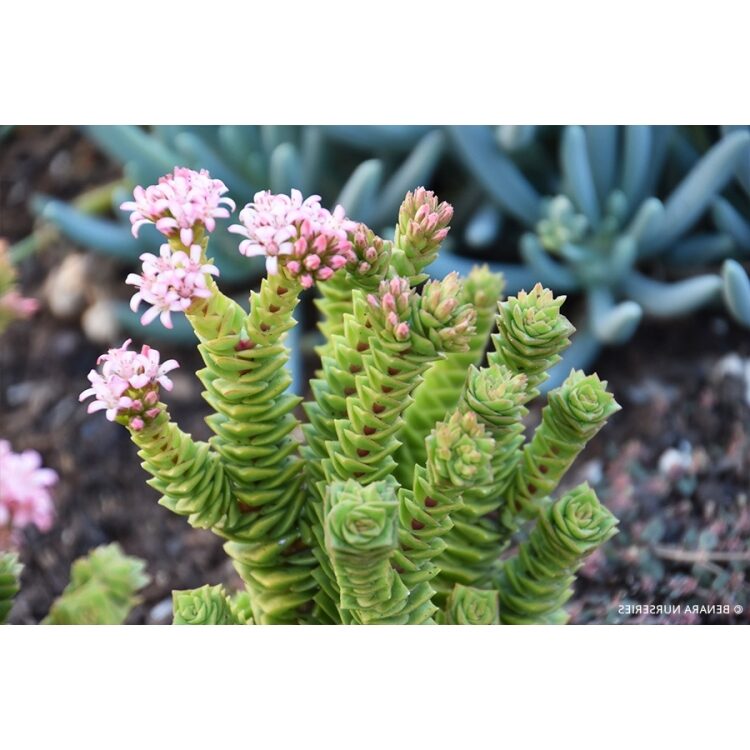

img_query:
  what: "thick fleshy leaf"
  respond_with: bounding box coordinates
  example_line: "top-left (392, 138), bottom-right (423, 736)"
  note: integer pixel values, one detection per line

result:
top-left (448, 125), bottom-right (541, 225)
top-left (722, 259), bottom-right (750, 326)
top-left (561, 126), bottom-right (601, 225)
top-left (622, 271), bottom-right (722, 317)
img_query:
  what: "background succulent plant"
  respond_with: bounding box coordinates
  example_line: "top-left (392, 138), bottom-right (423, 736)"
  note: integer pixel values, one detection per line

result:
top-left (1, 544), bottom-right (148, 625)
top-left (445, 125), bottom-right (750, 386)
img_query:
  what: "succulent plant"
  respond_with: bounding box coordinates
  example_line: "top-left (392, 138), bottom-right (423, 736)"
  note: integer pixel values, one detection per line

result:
top-left (75, 171), bottom-right (620, 625)
top-left (41, 543), bottom-right (149, 625)
top-left (446, 125), bottom-right (750, 385)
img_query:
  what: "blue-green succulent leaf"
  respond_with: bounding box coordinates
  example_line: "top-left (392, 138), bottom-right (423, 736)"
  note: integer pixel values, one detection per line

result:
top-left (646, 130), bottom-right (750, 253)
top-left (36, 197), bottom-right (141, 260)
top-left (621, 126), bottom-right (653, 216)
top-left (269, 142), bottom-right (303, 195)
top-left (84, 125), bottom-right (179, 184)
top-left (561, 126), bottom-right (600, 225)
top-left (335, 159), bottom-right (384, 225)
top-left (496, 125), bottom-right (537, 152)
top-left (217, 126), bottom-right (262, 171)
top-left (722, 259), bottom-right (750, 326)
top-left (712, 197), bottom-right (750, 253)
top-left (622, 271), bottom-right (722, 317)
top-left (629, 197), bottom-right (665, 251)
top-left (585, 126), bottom-right (618, 204)
top-left (464, 202), bottom-right (504, 248)
top-left (519, 234), bottom-right (580, 292)
top-left (322, 125), bottom-right (432, 151)
top-left (175, 132), bottom-right (256, 198)
top-left (587, 287), bottom-right (642, 344)
top-left (663, 233), bottom-right (735, 266)
top-left (449, 125), bottom-right (541, 226)
top-left (373, 130), bottom-right (445, 226)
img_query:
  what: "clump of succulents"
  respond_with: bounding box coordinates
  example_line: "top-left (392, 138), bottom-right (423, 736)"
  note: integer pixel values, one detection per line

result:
top-left (71, 167), bottom-right (621, 626)
top-left (1, 543), bottom-right (149, 626)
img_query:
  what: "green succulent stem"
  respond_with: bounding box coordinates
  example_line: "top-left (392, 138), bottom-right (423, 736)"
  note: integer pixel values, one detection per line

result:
top-left (497, 484), bottom-right (618, 624)
top-left (392, 410), bottom-right (494, 623)
top-left (396, 266), bottom-right (505, 485)
top-left (130, 408), bottom-right (236, 534)
top-left (324, 478), bottom-right (409, 624)
top-left (185, 267), bottom-right (314, 624)
top-left (0, 552), bottom-right (22, 624)
top-left (509, 369), bottom-right (620, 518)
top-left (435, 364), bottom-right (529, 597)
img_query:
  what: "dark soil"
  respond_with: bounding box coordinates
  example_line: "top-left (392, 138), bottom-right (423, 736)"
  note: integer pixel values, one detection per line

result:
top-left (2, 126), bottom-right (748, 624)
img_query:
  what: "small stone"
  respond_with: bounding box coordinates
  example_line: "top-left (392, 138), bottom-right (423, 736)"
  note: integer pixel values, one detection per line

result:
top-left (148, 597), bottom-right (174, 625)
top-left (44, 254), bottom-right (89, 319)
top-left (658, 447), bottom-right (693, 479)
top-left (712, 353), bottom-right (750, 406)
top-left (81, 298), bottom-right (120, 344)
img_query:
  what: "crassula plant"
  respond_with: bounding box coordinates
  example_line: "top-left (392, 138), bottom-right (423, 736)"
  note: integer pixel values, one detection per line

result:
top-left (77, 168), bottom-right (621, 625)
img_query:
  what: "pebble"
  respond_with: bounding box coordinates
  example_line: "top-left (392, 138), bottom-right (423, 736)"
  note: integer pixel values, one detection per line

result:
top-left (81, 298), bottom-right (120, 343)
top-left (658, 446), bottom-right (694, 479)
top-left (712, 353), bottom-right (750, 406)
top-left (148, 597), bottom-right (173, 625)
top-left (43, 254), bottom-right (90, 319)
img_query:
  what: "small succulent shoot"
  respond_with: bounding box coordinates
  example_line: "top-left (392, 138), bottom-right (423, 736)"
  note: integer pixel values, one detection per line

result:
top-left (366, 276), bottom-right (415, 344)
top-left (497, 484), bottom-right (619, 624)
top-left (461, 363), bottom-right (529, 429)
top-left (445, 584), bottom-right (500, 625)
top-left (172, 584), bottom-right (240, 625)
top-left (490, 283), bottom-right (575, 396)
top-left (392, 187), bottom-right (453, 284)
top-left (427, 410), bottom-right (494, 489)
top-left (42, 543), bottom-right (150, 625)
top-left (80, 171), bottom-right (619, 625)
top-left (418, 272), bottom-right (477, 353)
top-left (346, 223), bottom-right (393, 286)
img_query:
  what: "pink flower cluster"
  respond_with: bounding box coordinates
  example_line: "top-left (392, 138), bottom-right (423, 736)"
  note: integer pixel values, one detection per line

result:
top-left (0, 440), bottom-right (57, 543)
top-left (229, 189), bottom-right (356, 288)
top-left (126, 244), bottom-right (219, 329)
top-left (121, 167), bottom-right (235, 246)
top-left (367, 277), bottom-right (414, 342)
top-left (79, 339), bottom-right (178, 430)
